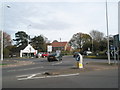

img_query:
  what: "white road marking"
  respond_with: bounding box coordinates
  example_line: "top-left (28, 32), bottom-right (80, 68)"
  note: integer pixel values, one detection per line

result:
top-left (16, 71), bottom-right (48, 78)
top-left (17, 73), bottom-right (42, 78)
top-left (17, 73), bottom-right (80, 81)
top-left (8, 66), bottom-right (44, 72)
top-left (52, 61), bottom-right (62, 65)
top-left (27, 74), bottom-right (36, 79)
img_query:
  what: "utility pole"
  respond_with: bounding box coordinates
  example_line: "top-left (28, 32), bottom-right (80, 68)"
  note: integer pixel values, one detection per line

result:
top-left (0, 3), bottom-right (6, 61)
top-left (1, 30), bottom-right (3, 61)
top-left (90, 35), bottom-right (93, 53)
top-left (106, 0), bottom-right (111, 64)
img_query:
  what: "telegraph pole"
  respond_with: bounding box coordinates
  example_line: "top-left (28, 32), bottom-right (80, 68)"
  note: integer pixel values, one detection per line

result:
top-left (106, 0), bottom-right (111, 64)
top-left (1, 30), bottom-right (3, 61)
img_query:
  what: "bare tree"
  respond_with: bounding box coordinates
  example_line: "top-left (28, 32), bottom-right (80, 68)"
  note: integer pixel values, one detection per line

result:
top-left (0, 31), bottom-right (12, 48)
top-left (89, 30), bottom-right (104, 42)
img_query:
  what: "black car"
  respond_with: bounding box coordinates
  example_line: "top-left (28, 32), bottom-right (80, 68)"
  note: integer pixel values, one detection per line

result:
top-left (47, 53), bottom-right (62, 62)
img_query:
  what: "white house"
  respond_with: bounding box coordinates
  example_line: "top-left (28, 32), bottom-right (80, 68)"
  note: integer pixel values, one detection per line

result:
top-left (20, 44), bottom-right (37, 58)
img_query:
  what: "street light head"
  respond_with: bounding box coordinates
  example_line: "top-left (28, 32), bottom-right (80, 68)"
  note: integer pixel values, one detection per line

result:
top-left (7, 5), bottom-right (11, 8)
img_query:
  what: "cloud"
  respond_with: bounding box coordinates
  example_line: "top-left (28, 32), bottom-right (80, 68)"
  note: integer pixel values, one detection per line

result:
top-left (25, 16), bottom-right (72, 30)
top-left (3, 1), bottom-right (118, 42)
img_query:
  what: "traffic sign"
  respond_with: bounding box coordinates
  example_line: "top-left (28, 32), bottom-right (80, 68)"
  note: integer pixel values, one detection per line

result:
top-left (113, 34), bottom-right (119, 47)
top-left (47, 45), bottom-right (52, 52)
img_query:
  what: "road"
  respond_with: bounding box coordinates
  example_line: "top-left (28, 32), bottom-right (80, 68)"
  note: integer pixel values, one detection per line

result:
top-left (2, 56), bottom-right (118, 88)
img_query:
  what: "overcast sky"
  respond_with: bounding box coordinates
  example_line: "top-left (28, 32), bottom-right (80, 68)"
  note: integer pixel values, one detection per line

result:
top-left (1, 0), bottom-right (119, 42)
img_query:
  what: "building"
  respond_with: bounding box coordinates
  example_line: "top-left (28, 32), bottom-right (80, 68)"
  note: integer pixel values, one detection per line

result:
top-left (20, 44), bottom-right (37, 58)
top-left (51, 42), bottom-right (72, 52)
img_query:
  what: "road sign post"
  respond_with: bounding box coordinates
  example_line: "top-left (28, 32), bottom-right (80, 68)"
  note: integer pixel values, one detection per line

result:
top-left (47, 45), bottom-right (52, 53)
top-left (113, 34), bottom-right (119, 63)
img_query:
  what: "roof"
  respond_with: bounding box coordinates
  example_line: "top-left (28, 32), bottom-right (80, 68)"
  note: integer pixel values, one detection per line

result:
top-left (66, 46), bottom-right (72, 51)
top-left (21, 44), bottom-right (36, 53)
top-left (51, 42), bottom-right (68, 47)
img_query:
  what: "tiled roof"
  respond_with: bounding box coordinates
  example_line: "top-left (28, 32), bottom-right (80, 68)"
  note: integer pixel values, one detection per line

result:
top-left (51, 42), bottom-right (67, 47)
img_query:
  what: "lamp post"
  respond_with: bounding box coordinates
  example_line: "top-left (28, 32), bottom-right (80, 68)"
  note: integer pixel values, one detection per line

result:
top-left (89, 35), bottom-right (93, 53)
top-left (0, 4), bottom-right (9, 61)
top-left (106, 0), bottom-right (111, 64)
top-left (0, 3), bottom-right (3, 61)
top-left (27, 24), bottom-right (31, 45)
top-left (1, 30), bottom-right (3, 61)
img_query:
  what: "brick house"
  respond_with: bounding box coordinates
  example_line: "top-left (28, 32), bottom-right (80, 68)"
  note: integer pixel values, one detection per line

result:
top-left (51, 42), bottom-right (72, 51)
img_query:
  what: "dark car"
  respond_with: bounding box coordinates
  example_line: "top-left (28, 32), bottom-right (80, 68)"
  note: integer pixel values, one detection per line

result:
top-left (47, 53), bottom-right (62, 62)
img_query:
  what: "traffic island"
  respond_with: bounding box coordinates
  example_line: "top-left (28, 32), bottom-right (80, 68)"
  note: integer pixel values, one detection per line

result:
top-left (43, 62), bottom-right (118, 76)
top-left (17, 62), bottom-right (118, 81)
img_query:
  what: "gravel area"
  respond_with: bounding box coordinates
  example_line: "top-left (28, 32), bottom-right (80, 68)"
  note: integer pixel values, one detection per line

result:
top-left (40, 62), bottom-right (118, 76)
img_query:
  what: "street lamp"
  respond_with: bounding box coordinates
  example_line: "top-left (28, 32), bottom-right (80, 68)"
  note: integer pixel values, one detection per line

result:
top-left (27, 24), bottom-right (31, 45)
top-left (1, 30), bottom-right (3, 61)
top-left (0, 4), bottom-right (9, 61)
top-left (89, 35), bottom-right (93, 53)
top-left (105, 0), bottom-right (111, 64)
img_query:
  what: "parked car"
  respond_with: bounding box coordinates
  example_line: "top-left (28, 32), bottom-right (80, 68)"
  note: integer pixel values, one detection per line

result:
top-left (47, 53), bottom-right (62, 62)
top-left (83, 51), bottom-right (92, 55)
top-left (42, 52), bottom-right (49, 58)
top-left (36, 52), bottom-right (43, 58)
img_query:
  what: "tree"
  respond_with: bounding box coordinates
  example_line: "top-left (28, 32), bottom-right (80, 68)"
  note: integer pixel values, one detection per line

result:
top-left (0, 31), bottom-right (12, 48)
top-left (13, 31), bottom-right (29, 47)
top-left (89, 30), bottom-right (107, 52)
top-left (82, 42), bottom-right (92, 51)
top-left (69, 32), bottom-right (91, 51)
top-left (0, 31), bottom-right (12, 58)
top-left (31, 35), bottom-right (47, 52)
top-left (90, 30), bottom-right (104, 42)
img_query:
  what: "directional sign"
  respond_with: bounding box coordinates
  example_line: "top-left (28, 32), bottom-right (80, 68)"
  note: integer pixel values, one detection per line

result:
top-left (47, 45), bottom-right (52, 52)
top-left (75, 55), bottom-right (80, 61)
top-left (113, 34), bottom-right (119, 47)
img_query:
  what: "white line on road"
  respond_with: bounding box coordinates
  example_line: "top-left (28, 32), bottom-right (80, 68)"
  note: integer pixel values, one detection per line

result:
top-left (8, 66), bottom-right (44, 72)
top-left (17, 73), bottom-right (80, 81)
top-left (16, 71), bottom-right (48, 78)
top-left (52, 61), bottom-right (62, 65)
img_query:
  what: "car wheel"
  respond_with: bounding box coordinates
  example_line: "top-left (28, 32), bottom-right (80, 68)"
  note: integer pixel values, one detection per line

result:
top-left (48, 59), bottom-right (51, 62)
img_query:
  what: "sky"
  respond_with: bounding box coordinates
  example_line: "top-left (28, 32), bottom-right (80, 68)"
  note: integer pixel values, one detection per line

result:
top-left (1, 0), bottom-right (119, 42)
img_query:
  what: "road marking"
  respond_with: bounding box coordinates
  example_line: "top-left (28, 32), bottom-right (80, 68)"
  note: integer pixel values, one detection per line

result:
top-left (52, 61), bottom-right (62, 65)
top-left (8, 66), bottom-right (44, 72)
top-left (17, 73), bottom-right (80, 81)
top-left (16, 71), bottom-right (48, 78)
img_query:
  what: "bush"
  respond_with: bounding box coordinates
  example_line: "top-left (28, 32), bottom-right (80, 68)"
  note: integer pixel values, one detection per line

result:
top-left (61, 51), bottom-right (72, 56)
top-left (98, 51), bottom-right (106, 56)
top-left (3, 48), bottom-right (10, 58)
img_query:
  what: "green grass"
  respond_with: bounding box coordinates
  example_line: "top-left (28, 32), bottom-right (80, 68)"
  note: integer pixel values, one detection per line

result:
top-left (0, 64), bottom-right (7, 65)
top-left (84, 55), bottom-right (108, 59)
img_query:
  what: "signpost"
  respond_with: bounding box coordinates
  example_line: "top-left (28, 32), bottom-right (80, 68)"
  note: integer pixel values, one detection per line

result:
top-left (47, 45), bottom-right (52, 53)
top-left (113, 34), bottom-right (119, 63)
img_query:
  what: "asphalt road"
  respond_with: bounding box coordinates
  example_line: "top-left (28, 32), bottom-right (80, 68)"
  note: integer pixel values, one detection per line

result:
top-left (2, 56), bottom-right (118, 88)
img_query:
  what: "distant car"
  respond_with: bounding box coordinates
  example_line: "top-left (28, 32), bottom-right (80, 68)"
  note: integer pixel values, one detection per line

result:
top-left (47, 53), bottom-right (62, 62)
top-left (36, 52), bottom-right (43, 58)
top-left (83, 51), bottom-right (92, 55)
top-left (42, 52), bottom-right (49, 58)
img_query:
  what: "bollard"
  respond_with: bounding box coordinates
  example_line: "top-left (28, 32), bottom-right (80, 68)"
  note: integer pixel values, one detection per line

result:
top-left (75, 53), bottom-right (83, 69)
